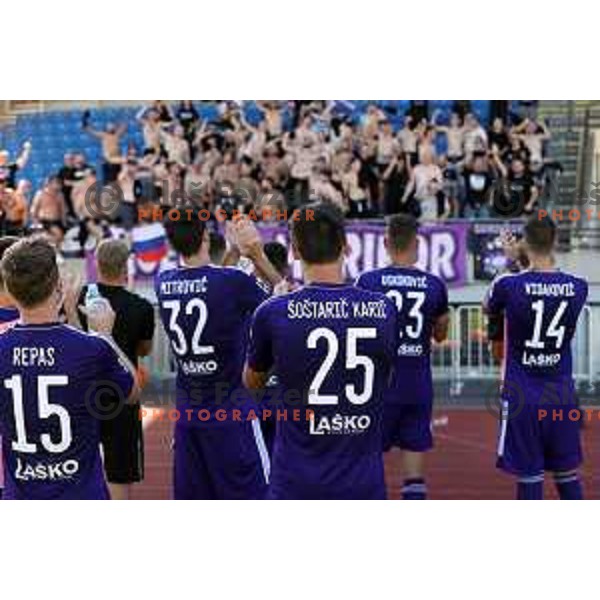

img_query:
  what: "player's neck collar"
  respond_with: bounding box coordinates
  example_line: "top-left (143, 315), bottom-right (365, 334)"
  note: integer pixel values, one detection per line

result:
top-left (15, 321), bottom-right (62, 329)
top-left (304, 281), bottom-right (348, 289)
top-left (526, 265), bottom-right (560, 273)
top-left (179, 259), bottom-right (211, 270)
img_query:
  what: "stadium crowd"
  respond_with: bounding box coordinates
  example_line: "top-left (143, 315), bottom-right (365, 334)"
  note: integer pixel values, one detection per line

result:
top-left (0, 100), bottom-right (557, 247)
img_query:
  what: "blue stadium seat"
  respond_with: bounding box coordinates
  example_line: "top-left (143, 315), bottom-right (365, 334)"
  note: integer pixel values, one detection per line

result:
top-left (1, 100), bottom-right (510, 192)
top-left (198, 103), bottom-right (220, 122)
top-left (471, 101), bottom-right (490, 124)
top-left (244, 101), bottom-right (263, 126)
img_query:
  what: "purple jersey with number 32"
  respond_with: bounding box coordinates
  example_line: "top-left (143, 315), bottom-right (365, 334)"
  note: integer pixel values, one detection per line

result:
top-left (155, 265), bottom-right (268, 421)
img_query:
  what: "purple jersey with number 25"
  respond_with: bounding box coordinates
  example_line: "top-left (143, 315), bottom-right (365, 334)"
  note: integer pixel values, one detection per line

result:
top-left (247, 283), bottom-right (398, 499)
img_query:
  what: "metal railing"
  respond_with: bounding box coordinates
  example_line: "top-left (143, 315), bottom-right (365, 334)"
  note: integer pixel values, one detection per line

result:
top-left (146, 302), bottom-right (597, 395)
top-left (440, 304), bottom-right (595, 395)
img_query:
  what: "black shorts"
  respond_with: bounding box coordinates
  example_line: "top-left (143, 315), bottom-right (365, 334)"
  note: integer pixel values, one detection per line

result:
top-left (101, 404), bottom-right (144, 484)
top-left (39, 219), bottom-right (66, 233)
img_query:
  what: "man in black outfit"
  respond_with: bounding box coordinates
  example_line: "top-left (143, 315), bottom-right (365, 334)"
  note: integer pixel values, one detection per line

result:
top-left (78, 239), bottom-right (155, 500)
top-left (0, 141), bottom-right (31, 189)
top-left (57, 153), bottom-right (76, 218)
top-left (461, 154), bottom-right (496, 218)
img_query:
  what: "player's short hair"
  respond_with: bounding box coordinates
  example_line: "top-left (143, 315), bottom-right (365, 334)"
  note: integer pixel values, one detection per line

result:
top-left (0, 236), bottom-right (20, 290)
top-left (0, 237), bottom-right (59, 308)
top-left (164, 215), bottom-right (207, 258)
top-left (386, 213), bottom-right (418, 252)
top-left (209, 232), bottom-right (226, 265)
top-left (97, 238), bottom-right (130, 280)
top-left (264, 241), bottom-right (289, 277)
top-left (290, 203), bottom-right (345, 265)
top-left (524, 215), bottom-right (556, 254)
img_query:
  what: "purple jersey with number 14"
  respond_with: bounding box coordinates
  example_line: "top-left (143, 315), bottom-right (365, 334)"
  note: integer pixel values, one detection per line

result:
top-left (0, 323), bottom-right (134, 500)
top-left (485, 270), bottom-right (588, 475)
top-left (247, 283), bottom-right (398, 499)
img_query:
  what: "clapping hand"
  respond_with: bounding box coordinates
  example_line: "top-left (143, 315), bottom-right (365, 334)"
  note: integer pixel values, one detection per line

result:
top-left (79, 298), bottom-right (116, 335)
top-left (232, 215), bottom-right (263, 258)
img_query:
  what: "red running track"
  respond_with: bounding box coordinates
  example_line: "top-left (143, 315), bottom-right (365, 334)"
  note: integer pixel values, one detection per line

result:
top-left (132, 409), bottom-right (600, 500)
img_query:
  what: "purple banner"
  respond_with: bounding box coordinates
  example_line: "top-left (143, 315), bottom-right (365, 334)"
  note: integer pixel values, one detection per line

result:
top-left (259, 221), bottom-right (469, 287)
top-left (83, 221), bottom-right (469, 286)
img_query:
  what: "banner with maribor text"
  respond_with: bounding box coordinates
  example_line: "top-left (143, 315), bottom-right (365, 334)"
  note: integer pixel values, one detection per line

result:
top-left (91, 220), bottom-right (470, 287)
top-left (260, 221), bottom-right (469, 287)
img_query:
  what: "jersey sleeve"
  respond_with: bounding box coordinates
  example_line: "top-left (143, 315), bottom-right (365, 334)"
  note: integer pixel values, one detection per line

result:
top-left (246, 301), bottom-right (274, 373)
top-left (94, 335), bottom-right (135, 400)
top-left (382, 296), bottom-right (399, 371)
top-left (236, 270), bottom-right (269, 315)
top-left (484, 275), bottom-right (509, 315)
top-left (434, 278), bottom-right (450, 318)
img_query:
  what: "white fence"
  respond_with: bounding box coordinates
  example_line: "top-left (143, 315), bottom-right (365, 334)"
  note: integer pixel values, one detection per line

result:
top-left (147, 303), bottom-right (597, 394)
top-left (433, 304), bottom-right (596, 396)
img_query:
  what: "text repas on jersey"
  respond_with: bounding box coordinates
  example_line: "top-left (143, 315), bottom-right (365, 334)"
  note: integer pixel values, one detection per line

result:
top-left (12, 346), bottom-right (56, 367)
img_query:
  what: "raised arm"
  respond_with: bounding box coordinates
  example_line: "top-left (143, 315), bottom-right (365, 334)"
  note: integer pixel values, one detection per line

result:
top-left (16, 141), bottom-right (32, 169)
top-left (401, 172), bottom-right (416, 204)
top-left (233, 216), bottom-right (283, 287)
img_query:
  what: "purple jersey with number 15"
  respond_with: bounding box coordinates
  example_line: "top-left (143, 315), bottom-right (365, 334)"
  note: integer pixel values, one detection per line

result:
top-left (0, 323), bottom-right (134, 500)
top-left (247, 283), bottom-right (398, 499)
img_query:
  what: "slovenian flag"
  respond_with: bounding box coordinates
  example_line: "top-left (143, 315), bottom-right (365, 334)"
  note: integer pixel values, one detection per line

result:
top-left (131, 222), bottom-right (168, 263)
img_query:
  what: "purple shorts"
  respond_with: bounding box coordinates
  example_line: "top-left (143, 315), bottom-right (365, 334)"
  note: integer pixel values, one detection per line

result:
top-left (496, 401), bottom-right (583, 476)
top-left (173, 420), bottom-right (270, 499)
top-left (267, 453), bottom-right (386, 500)
top-left (383, 401), bottom-right (433, 453)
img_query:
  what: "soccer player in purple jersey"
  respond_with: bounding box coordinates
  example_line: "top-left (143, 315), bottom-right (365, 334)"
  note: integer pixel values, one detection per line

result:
top-left (256, 241), bottom-right (294, 458)
top-left (0, 237), bottom-right (137, 500)
top-left (356, 214), bottom-right (449, 499)
top-left (156, 215), bottom-right (281, 499)
top-left (244, 203), bottom-right (398, 499)
top-left (0, 236), bottom-right (21, 499)
top-left (484, 216), bottom-right (588, 500)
